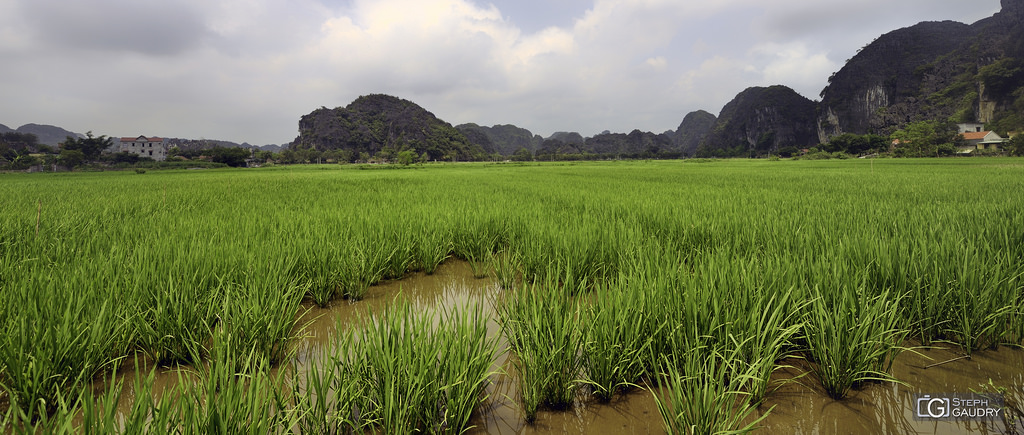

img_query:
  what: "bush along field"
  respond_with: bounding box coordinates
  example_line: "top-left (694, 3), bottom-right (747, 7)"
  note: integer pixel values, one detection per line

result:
top-left (0, 158), bottom-right (1022, 433)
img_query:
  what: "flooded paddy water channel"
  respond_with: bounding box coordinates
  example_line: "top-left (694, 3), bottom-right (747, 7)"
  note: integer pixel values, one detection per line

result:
top-left (105, 260), bottom-right (1024, 434)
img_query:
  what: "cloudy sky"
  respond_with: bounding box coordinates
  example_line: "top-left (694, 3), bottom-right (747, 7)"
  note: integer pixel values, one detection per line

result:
top-left (0, 0), bottom-right (1002, 145)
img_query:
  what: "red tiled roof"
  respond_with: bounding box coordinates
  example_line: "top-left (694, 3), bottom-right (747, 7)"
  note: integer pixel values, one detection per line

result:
top-left (961, 131), bottom-right (991, 140)
top-left (120, 136), bottom-right (163, 142)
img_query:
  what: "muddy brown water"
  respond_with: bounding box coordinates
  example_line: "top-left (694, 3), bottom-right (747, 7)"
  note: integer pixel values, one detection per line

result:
top-left (104, 260), bottom-right (1024, 434)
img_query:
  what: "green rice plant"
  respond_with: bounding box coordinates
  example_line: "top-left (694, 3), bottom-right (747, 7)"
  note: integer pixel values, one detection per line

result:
top-left (347, 239), bottom-right (393, 300)
top-left (906, 259), bottom-right (951, 345)
top-left (346, 296), bottom-right (498, 433)
top-left (434, 300), bottom-right (499, 433)
top-left (2, 386), bottom-right (80, 434)
top-left (76, 361), bottom-right (163, 435)
top-left (82, 373), bottom-right (141, 434)
top-left (582, 281), bottom-right (661, 402)
top-left (213, 270), bottom-right (308, 370)
top-left (111, 364), bottom-right (179, 435)
top-left (382, 228), bottom-right (417, 280)
top-left (356, 299), bottom-right (440, 433)
top-left (134, 274), bottom-right (220, 366)
top-left (414, 225), bottom-right (451, 275)
top-left (651, 259), bottom-right (726, 363)
top-left (696, 254), bottom-right (807, 403)
top-left (723, 288), bottom-right (805, 402)
top-left (2, 158), bottom-right (1024, 431)
top-left (515, 234), bottom-right (552, 284)
top-left (293, 330), bottom-right (369, 434)
top-left (1009, 291), bottom-right (1024, 347)
top-left (168, 336), bottom-right (299, 435)
top-left (0, 272), bottom-right (125, 422)
top-left (942, 246), bottom-right (1018, 354)
top-left (490, 248), bottom-right (522, 289)
top-left (467, 251), bottom-right (491, 279)
top-left (452, 215), bottom-right (505, 264)
top-left (495, 276), bottom-right (585, 421)
top-left (650, 344), bottom-right (770, 435)
top-left (298, 239), bottom-right (346, 307)
top-left (804, 287), bottom-right (908, 399)
top-left (454, 224), bottom-right (497, 280)
top-left (553, 236), bottom-right (609, 290)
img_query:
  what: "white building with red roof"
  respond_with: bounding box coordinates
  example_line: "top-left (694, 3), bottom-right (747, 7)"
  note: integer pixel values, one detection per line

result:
top-left (958, 131), bottom-right (1004, 153)
top-left (120, 135), bottom-right (167, 161)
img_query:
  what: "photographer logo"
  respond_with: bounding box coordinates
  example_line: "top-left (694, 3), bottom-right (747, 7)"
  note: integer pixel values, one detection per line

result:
top-left (913, 394), bottom-right (1003, 421)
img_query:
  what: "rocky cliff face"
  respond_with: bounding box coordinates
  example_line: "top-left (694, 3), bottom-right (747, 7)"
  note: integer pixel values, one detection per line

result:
top-left (673, 110), bottom-right (716, 156)
top-left (698, 86), bottom-right (818, 156)
top-left (1002, 0), bottom-right (1024, 19)
top-left (817, 21), bottom-right (975, 140)
top-left (818, 2), bottom-right (1024, 140)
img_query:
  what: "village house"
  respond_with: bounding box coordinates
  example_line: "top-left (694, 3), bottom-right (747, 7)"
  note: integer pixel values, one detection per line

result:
top-left (958, 131), bottom-right (1004, 153)
top-left (120, 135), bottom-right (168, 161)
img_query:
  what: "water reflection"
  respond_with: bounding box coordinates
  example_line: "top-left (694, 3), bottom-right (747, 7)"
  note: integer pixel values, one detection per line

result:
top-left (759, 346), bottom-right (1024, 434)
top-left (103, 260), bottom-right (1024, 434)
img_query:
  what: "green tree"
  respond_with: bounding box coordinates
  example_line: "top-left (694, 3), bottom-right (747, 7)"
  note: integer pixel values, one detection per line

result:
top-left (824, 133), bottom-right (889, 155)
top-left (978, 58), bottom-right (1024, 96)
top-left (1, 132), bottom-right (39, 151)
top-left (109, 152), bottom-right (140, 164)
top-left (8, 154), bottom-right (39, 170)
top-left (58, 149), bottom-right (85, 168)
top-left (1007, 134), bottom-right (1024, 156)
top-left (396, 149), bottom-right (416, 166)
top-left (278, 149), bottom-right (299, 164)
top-left (254, 150), bottom-right (275, 163)
top-left (60, 131), bottom-right (111, 161)
top-left (890, 121), bottom-right (956, 157)
top-left (208, 147), bottom-right (251, 167)
top-left (300, 147), bottom-right (323, 164)
top-left (511, 147), bottom-right (533, 162)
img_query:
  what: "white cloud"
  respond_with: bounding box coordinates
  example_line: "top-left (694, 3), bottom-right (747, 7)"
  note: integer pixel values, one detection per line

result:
top-left (645, 56), bottom-right (667, 70)
top-left (753, 42), bottom-right (838, 100)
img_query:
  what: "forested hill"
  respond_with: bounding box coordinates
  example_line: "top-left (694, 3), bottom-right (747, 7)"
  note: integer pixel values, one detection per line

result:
top-left (673, 110), bottom-right (717, 156)
top-left (695, 86), bottom-right (818, 157)
top-left (817, 0), bottom-right (1024, 140)
top-left (292, 94), bottom-right (488, 162)
top-left (456, 123), bottom-right (543, 155)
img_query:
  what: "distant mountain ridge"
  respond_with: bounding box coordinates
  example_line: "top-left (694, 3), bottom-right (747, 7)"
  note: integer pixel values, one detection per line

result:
top-left (3, 122), bottom-right (282, 152)
top-left (0, 123), bottom-right (84, 146)
top-left (456, 123), bottom-right (543, 155)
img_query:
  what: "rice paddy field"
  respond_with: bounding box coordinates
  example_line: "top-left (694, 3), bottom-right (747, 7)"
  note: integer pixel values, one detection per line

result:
top-left (1, 158), bottom-right (1023, 434)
